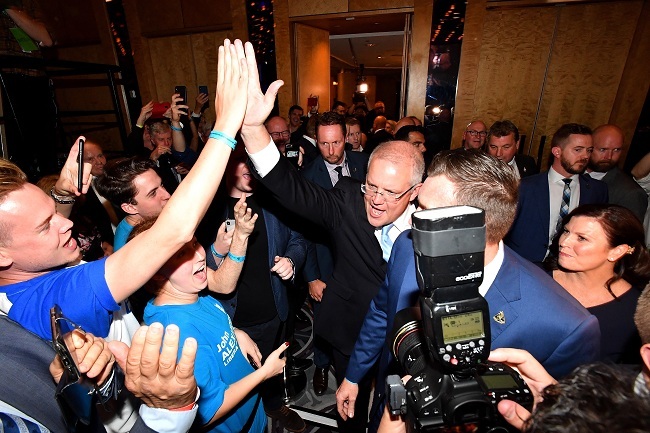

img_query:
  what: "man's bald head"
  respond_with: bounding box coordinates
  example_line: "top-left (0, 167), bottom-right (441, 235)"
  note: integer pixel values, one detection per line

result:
top-left (589, 124), bottom-right (624, 173)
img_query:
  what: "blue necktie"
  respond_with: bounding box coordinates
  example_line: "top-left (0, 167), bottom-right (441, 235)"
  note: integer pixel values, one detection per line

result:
top-left (0, 412), bottom-right (50, 433)
top-left (556, 178), bottom-right (572, 232)
top-left (380, 224), bottom-right (394, 262)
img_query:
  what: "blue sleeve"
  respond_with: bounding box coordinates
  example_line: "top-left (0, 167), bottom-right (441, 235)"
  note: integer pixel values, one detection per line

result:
top-left (302, 240), bottom-right (321, 282)
top-left (285, 227), bottom-right (307, 270)
top-left (7, 259), bottom-right (119, 339)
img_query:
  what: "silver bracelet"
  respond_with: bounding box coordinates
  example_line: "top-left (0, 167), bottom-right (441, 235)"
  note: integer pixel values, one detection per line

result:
top-left (50, 187), bottom-right (76, 204)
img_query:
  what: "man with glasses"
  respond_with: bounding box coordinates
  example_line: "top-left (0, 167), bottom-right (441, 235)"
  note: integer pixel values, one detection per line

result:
top-left (461, 120), bottom-right (487, 150)
top-left (265, 116), bottom-right (292, 154)
top-left (239, 68), bottom-right (424, 431)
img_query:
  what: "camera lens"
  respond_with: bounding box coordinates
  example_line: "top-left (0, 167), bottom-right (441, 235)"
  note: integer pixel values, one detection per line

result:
top-left (390, 308), bottom-right (429, 375)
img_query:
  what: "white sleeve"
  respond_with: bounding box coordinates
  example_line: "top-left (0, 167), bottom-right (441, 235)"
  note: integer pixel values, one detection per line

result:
top-left (138, 400), bottom-right (198, 433)
top-left (246, 139), bottom-right (281, 177)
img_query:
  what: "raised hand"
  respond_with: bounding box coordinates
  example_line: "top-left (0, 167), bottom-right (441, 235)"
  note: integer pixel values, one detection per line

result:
top-left (137, 101), bottom-right (154, 126)
top-left (109, 323), bottom-right (198, 410)
top-left (213, 39), bottom-right (249, 139)
top-left (170, 93), bottom-right (189, 122)
top-left (56, 136), bottom-right (92, 197)
top-left (233, 193), bottom-right (257, 237)
top-left (242, 41), bottom-right (283, 129)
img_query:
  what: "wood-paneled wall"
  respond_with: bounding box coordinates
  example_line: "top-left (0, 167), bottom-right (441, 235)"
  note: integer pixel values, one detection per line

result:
top-left (294, 24), bottom-right (330, 112)
top-left (454, 0), bottom-right (649, 169)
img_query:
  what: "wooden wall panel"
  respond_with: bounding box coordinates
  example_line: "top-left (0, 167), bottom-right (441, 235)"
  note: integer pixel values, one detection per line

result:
top-left (287, 0), bottom-right (348, 18)
top-left (136, 0), bottom-right (184, 36)
top-left (470, 7), bottom-right (556, 153)
top-left (532, 1), bottom-right (642, 169)
top-left (609, 0), bottom-right (650, 164)
top-left (405, 0), bottom-right (433, 119)
top-left (294, 24), bottom-right (330, 114)
top-left (349, 0), bottom-right (414, 12)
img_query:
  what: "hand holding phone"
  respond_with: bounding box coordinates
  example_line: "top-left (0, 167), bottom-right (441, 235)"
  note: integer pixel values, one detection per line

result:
top-left (225, 218), bottom-right (235, 232)
top-left (175, 85), bottom-right (188, 106)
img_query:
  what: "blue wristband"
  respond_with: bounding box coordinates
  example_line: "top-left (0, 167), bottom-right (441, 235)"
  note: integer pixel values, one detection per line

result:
top-left (209, 130), bottom-right (237, 150)
top-left (227, 252), bottom-right (245, 263)
top-left (170, 123), bottom-right (182, 131)
top-left (210, 244), bottom-right (226, 259)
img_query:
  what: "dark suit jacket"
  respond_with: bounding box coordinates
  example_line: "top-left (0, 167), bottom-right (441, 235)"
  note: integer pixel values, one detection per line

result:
top-left (601, 167), bottom-right (648, 222)
top-left (205, 195), bottom-right (307, 322)
top-left (301, 152), bottom-right (369, 282)
top-left (347, 231), bottom-right (601, 422)
top-left (514, 154), bottom-right (539, 178)
top-left (364, 129), bottom-right (393, 155)
top-left (505, 171), bottom-right (608, 264)
top-left (295, 135), bottom-right (320, 167)
top-left (254, 157), bottom-right (386, 355)
top-left (0, 315), bottom-right (157, 433)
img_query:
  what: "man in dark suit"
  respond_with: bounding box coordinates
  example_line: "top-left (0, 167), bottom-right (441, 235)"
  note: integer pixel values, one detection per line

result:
top-left (0, 315), bottom-right (199, 432)
top-left (505, 123), bottom-right (608, 264)
top-left (486, 120), bottom-right (538, 178)
top-left (239, 52), bottom-right (425, 432)
top-left (300, 112), bottom-right (369, 395)
top-left (340, 151), bottom-right (600, 432)
top-left (587, 124), bottom-right (647, 222)
top-left (205, 146), bottom-right (307, 432)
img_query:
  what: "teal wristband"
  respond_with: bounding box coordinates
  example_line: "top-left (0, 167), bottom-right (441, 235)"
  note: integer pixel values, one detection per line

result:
top-left (209, 130), bottom-right (237, 150)
top-left (210, 244), bottom-right (226, 259)
top-left (227, 252), bottom-right (245, 263)
top-left (170, 123), bottom-right (182, 131)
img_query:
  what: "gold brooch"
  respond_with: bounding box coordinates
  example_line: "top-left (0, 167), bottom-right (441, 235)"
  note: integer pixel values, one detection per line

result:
top-left (493, 311), bottom-right (506, 325)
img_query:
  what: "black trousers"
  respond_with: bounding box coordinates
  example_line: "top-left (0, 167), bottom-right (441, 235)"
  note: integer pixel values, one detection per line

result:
top-left (332, 347), bottom-right (375, 433)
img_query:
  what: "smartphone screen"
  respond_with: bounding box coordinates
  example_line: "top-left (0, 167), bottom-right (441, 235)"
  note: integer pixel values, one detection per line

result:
top-left (199, 85), bottom-right (208, 96)
top-left (175, 85), bottom-right (187, 106)
top-left (77, 138), bottom-right (85, 191)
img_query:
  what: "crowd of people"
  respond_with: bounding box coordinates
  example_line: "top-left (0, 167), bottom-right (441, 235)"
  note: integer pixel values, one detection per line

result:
top-left (1, 36), bottom-right (650, 433)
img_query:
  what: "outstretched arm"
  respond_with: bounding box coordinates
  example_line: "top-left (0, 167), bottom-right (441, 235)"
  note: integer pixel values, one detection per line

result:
top-left (5, 7), bottom-right (53, 47)
top-left (106, 39), bottom-right (250, 303)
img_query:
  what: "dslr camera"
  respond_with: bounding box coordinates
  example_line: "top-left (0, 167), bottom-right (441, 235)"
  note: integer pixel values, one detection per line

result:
top-left (387, 206), bottom-right (533, 433)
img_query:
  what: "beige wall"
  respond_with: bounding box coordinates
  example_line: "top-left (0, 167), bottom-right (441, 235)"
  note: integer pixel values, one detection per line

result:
top-left (294, 24), bottom-right (331, 112)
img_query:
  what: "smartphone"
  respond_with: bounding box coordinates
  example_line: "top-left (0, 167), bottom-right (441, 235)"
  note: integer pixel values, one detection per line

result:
top-left (307, 96), bottom-right (318, 107)
top-left (77, 138), bottom-right (85, 192)
top-left (151, 101), bottom-right (171, 118)
top-left (225, 218), bottom-right (235, 232)
top-left (198, 85), bottom-right (208, 96)
top-left (175, 85), bottom-right (187, 106)
top-left (50, 306), bottom-right (81, 381)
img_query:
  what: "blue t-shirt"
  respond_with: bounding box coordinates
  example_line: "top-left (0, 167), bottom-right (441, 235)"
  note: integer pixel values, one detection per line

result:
top-left (144, 295), bottom-right (265, 433)
top-left (0, 258), bottom-right (119, 339)
top-left (113, 218), bottom-right (134, 251)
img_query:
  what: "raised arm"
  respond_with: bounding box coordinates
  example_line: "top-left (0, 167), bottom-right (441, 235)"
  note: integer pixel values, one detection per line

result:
top-left (106, 39), bottom-right (250, 303)
top-left (5, 6), bottom-right (53, 47)
top-left (170, 93), bottom-right (189, 153)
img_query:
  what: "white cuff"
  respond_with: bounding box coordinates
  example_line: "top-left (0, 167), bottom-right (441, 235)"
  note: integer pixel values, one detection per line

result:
top-left (247, 139), bottom-right (281, 178)
top-left (139, 390), bottom-right (200, 433)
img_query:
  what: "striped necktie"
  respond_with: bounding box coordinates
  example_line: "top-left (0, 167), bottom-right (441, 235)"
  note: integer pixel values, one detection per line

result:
top-left (556, 178), bottom-right (572, 232)
top-left (0, 412), bottom-right (50, 433)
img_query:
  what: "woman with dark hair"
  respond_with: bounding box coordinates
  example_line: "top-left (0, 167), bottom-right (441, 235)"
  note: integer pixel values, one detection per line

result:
top-left (547, 204), bottom-right (650, 364)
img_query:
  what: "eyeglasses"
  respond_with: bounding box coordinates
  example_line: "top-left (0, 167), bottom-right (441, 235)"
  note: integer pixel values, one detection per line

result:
top-left (270, 130), bottom-right (291, 139)
top-left (361, 183), bottom-right (417, 203)
top-left (466, 130), bottom-right (487, 138)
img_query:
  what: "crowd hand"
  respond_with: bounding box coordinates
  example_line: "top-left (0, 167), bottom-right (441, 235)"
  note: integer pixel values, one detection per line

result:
top-left (175, 163), bottom-right (190, 176)
top-left (308, 279), bottom-right (326, 302)
top-left (488, 348), bottom-right (557, 430)
top-left (108, 323), bottom-right (198, 410)
top-left (49, 329), bottom-right (115, 387)
top-left (376, 375), bottom-right (411, 433)
top-left (233, 193), bottom-right (257, 237)
top-left (137, 100), bottom-right (154, 125)
top-left (149, 145), bottom-right (171, 162)
top-left (56, 136), bottom-right (92, 197)
top-left (336, 379), bottom-right (358, 420)
top-left (213, 221), bottom-right (232, 256)
top-left (213, 39), bottom-right (250, 139)
top-left (171, 93), bottom-right (189, 123)
top-left (241, 41), bottom-right (283, 130)
top-left (194, 93), bottom-right (209, 114)
top-left (271, 256), bottom-right (294, 280)
top-left (259, 342), bottom-right (289, 380)
top-left (234, 328), bottom-right (262, 368)
top-left (308, 94), bottom-right (318, 114)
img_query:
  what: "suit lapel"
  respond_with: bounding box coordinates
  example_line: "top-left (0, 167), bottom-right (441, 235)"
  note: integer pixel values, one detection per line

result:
top-left (485, 251), bottom-right (521, 343)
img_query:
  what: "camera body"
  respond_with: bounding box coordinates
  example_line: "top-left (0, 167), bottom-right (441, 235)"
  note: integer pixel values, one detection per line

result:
top-left (387, 206), bottom-right (533, 432)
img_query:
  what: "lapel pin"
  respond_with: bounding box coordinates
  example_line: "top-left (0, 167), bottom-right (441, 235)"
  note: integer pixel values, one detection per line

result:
top-left (493, 311), bottom-right (506, 325)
